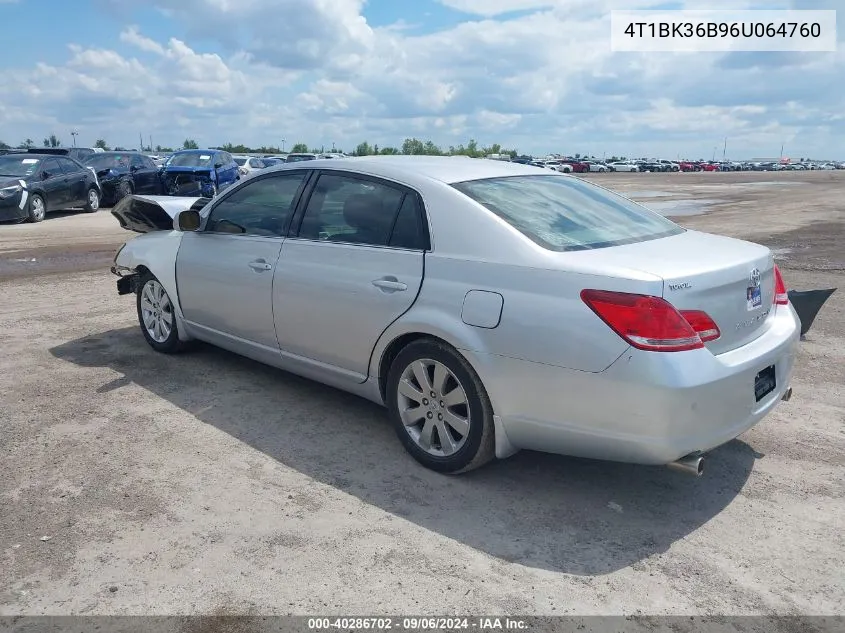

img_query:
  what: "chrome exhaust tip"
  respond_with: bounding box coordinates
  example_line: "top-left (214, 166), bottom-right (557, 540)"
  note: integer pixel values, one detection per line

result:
top-left (782, 387), bottom-right (793, 402)
top-left (667, 454), bottom-right (704, 477)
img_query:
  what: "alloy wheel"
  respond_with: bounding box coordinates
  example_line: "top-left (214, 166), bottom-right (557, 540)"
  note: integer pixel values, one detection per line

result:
top-left (396, 358), bottom-right (471, 457)
top-left (140, 279), bottom-right (174, 344)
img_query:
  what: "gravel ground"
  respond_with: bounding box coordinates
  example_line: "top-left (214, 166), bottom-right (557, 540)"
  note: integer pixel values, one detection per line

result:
top-left (0, 171), bottom-right (843, 617)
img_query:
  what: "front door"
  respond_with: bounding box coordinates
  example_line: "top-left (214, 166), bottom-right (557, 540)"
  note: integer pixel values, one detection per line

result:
top-left (273, 171), bottom-right (428, 382)
top-left (176, 170), bottom-right (309, 352)
top-left (131, 154), bottom-right (159, 194)
top-left (56, 156), bottom-right (87, 205)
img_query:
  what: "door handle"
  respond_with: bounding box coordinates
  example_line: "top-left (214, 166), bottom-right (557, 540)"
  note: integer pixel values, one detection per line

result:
top-left (248, 259), bottom-right (272, 272)
top-left (372, 277), bottom-right (407, 292)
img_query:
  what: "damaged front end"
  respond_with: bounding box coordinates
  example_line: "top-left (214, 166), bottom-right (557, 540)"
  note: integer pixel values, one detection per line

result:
top-left (162, 168), bottom-right (217, 197)
top-left (111, 194), bottom-right (211, 234)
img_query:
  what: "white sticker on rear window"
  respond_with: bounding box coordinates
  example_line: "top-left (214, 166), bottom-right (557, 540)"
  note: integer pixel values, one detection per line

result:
top-left (200, 155), bottom-right (211, 160)
top-left (22, 159), bottom-right (38, 164)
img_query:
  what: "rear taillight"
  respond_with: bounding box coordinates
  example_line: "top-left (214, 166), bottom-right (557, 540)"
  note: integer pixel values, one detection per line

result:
top-left (679, 310), bottom-right (721, 342)
top-left (773, 264), bottom-right (789, 305)
top-left (580, 289), bottom-right (704, 352)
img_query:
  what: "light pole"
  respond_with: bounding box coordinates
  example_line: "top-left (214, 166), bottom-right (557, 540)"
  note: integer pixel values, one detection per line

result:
top-left (281, 138), bottom-right (286, 152)
top-left (332, 142), bottom-right (336, 152)
top-left (71, 130), bottom-right (78, 147)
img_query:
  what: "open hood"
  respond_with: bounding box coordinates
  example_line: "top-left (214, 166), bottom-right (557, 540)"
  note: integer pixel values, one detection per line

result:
top-left (111, 195), bottom-right (211, 233)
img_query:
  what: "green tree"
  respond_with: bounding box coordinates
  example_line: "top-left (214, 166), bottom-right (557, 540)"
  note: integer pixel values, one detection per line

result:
top-left (379, 146), bottom-right (399, 155)
top-left (401, 138), bottom-right (425, 155)
top-left (290, 143), bottom-right (309, 153)
top-left (18, 139), bottom-right (35, 149)
top-left (43, 134), bottom-right (60, 148)
top-left (182, 139), bottom-right (199, 150)
top-left (355, 141), bottom-right (373, 156)
top-left (423, 140), bottom-right (441, 155)
top-left (0, 140), bottom-right (9, 150)
top-left (94, 139), bottom-right (109, 150)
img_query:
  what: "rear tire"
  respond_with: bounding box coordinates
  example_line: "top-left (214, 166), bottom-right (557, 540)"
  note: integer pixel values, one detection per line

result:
top-left (27, 194), bottom-right (46, 223)
top-left (84, 187), bottom-right (100, 212)
top-left (115, 181), bottom-right (133, 204)
top-left (386, 338), bottom-right (495, 474)
top-left (136, 272), bottom-right (185, 354)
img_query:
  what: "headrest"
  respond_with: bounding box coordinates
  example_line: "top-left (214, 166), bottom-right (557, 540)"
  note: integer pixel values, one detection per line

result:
top-left (343, 193), bottom-right (384, 230)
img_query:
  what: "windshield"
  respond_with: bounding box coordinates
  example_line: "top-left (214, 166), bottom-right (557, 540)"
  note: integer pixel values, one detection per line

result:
top-left (85, 153), bottom-right (133, 170)
top-left (234, 157), bottom-right (247, 166)
top-left (168, 152), bottom-right (214, 167)
top-left (0, 156), bottom-right (41, 177)
top-left (286, 154), bottom-right (315, 162)
top-left (452, 175), bottom-right (684, 251)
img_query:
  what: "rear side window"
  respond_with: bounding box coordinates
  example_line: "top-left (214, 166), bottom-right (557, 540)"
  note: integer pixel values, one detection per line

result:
top-left (452, 175), bottom-right (684, 251)
top-left (56, 157), bottom-right (80, 174)
top-left (297, 174), bottom-right (404, 246)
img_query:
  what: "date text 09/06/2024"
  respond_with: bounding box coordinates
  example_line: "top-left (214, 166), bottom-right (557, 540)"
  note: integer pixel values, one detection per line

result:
top-left (307, 617), bottom-right (528, 630)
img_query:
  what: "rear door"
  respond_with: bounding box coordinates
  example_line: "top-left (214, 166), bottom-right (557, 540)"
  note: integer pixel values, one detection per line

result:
top-left (273, 171), bottom-right (428, 382)
top-left (56, 157), bottom-right (87, 205)
top-left (38, 158), bottom-right (68, 210)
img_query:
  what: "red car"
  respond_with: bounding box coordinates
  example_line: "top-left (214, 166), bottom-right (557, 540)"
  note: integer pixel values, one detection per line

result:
top-left (700, 162), bottom-right (721, 172)
top-left (560, 159), bottom-right (590, 173)
top-left (679, 161), bottom-right (701, 172)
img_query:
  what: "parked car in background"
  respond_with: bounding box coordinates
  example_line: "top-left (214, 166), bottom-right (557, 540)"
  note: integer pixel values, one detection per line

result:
top-left (559, 159), bottom-right (589, 173)
top-left (233, 155), bottom-right (267, 177)
top-left (679, 161), bottom-right (701, 172)
top-left (83, 151), bottom-right (163, 205)
top-left (261, 158), bottom-right (284, 168)
top-left (636, 160), bottom-right (664, 172)
top-left (0, 152), bottom-right (101, 222)
top-left (700, 162), bottom-right (721, 172)
top-left (285, 153), bottom-right (319, 163)
top-left (161, 149), bottom-right (239, 197)
top-left (584, 161), bottom-right (610, 172)
top-left (608, 161), bottom-right (640, 172)
top-left (28, 147), bottom-right (99, 163)
top-left (656, 159), bottom-right (680, 172)
top-left (109, 156), bottom-right (799, 476)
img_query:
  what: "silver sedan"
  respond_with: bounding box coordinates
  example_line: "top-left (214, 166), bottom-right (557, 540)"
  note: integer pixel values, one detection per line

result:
top-left (110, 156), bottom-right (800, 476)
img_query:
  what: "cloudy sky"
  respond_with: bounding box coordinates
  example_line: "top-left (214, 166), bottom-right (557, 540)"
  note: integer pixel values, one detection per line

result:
top-left (0, 0), bottom-right (841, 159)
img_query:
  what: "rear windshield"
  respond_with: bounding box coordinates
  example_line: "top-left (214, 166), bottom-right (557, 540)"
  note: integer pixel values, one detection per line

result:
top-left (234, 157), bottom-right (247, 166)
top-left (85, 153), bottom-right (133, 169)
top-left (452, 175), bottom-right (684, 251)
top-left (168, 152), bottom-right (214, 167)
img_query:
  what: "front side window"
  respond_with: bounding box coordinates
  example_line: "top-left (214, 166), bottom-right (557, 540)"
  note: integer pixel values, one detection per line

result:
top-left (206, 172), bottom-right (307, 237)
top-left (452, 175), bottom-right (684, 251)
top-left (56, 157), bottom-right (81, 174)
top-left (297, 173), bottom-right (405, 246)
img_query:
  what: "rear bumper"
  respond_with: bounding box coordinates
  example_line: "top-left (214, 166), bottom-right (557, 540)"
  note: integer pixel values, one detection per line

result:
top-left (473, 303), bottom-right (801, 465)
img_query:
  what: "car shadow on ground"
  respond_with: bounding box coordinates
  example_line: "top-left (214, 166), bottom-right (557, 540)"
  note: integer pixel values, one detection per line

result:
top-left (50, 327), bottom-right (757, 575)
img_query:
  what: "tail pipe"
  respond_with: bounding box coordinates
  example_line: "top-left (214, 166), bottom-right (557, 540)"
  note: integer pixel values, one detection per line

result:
top-left (667, 453), bottom-right (704, 477)
top-left (782, 387), bottom-right (793, 402)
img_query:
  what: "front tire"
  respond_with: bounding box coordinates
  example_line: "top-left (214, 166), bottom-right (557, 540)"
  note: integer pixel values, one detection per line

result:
top-left (84, 187), bottom-right (100, 212)
top-left (27, 194), bottom-right (46, 222)
top-left (136, 273), bottom-right (184, 354)
top-left (386, 338), bottom-right (495, 474)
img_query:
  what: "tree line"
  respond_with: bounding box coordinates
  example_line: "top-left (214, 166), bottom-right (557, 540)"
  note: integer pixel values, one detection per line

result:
top-left (0, 136), bottom-right (519, 158)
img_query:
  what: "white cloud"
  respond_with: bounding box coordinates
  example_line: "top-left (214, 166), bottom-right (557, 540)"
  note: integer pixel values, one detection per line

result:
top-left (0, 0), bottom-right (842, 158)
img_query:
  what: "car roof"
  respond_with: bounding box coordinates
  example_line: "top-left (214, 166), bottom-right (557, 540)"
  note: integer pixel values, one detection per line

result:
top-left (173, 149), bottom-right (217, 154)
top-left (267, 155), bottom-right (557, 185)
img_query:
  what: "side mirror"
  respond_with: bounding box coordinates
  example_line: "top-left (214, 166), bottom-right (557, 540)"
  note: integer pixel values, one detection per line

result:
top-left (176, 209), bottom-right (201, 232)
top-left (130, 164), bottom-right (140, 172)
top-left (41, 170), bottom-right (52, 180)
top-left (214, 162), bottom-right (224, 168)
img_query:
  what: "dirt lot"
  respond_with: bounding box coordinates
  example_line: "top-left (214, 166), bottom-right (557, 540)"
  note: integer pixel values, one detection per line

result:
top-left (0, 171), bottom-right (843, 617)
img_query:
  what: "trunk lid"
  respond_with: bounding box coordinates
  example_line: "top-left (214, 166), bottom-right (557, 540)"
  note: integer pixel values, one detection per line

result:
top-left (566, 230), bottom-right (775, 354)
top-left (111, 194), bottom-right (210, 233)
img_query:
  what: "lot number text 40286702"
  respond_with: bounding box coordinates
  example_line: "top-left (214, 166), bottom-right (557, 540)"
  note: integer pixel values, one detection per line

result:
top-left (307, 617), bottom-right (528, 630)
